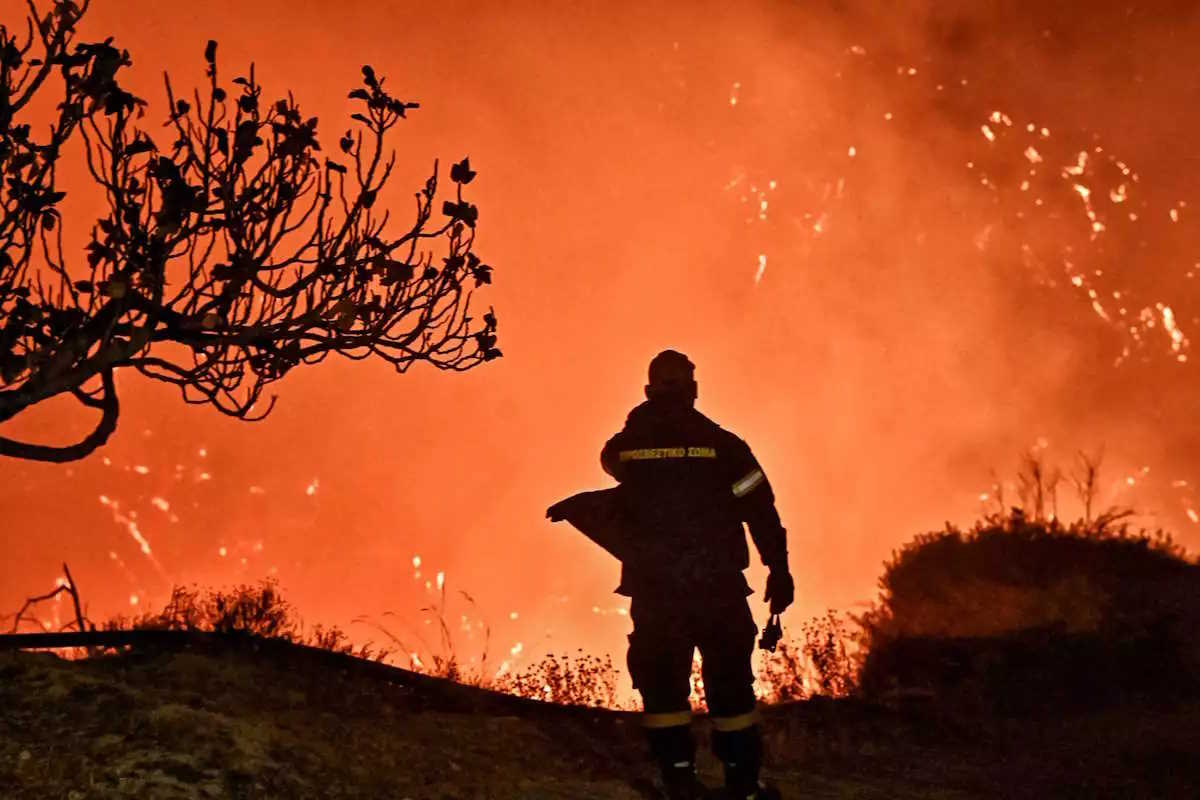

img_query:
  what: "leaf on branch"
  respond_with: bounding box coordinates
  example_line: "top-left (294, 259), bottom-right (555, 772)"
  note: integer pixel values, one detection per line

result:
top-left (233, 121), bottom-right (262, 163)
top-left (361, 65), bottom-right (378, 88)
top-left (124, 138), bottom-right (155, 157)
top-left (213, 87), bottom-right (227, 102)
top-left (389, 99), bottom-right (419, 117)
top-left (381, 261), bottom-right (414, 285)
top-left (348, 89), bottom-right (371, 102)
top-left (324, 159), bottom-right (347, 174)
top-left (87, 241), bottom-right (116, 267)
top-left (449, 157), bottom-right (476, 185)
top-left (73, 280), bottom-right (94, 294)
top-left (103, 88), bottom-right (139, 117)
top-left (0, 41), bottom-right (22, 70)
top-left (205, 40), bottom-right (217, 64)
top-left (339, 131), bottom-right (353, 153)
top-left (99, 279), bottom-right (127, 299)
top-left (441, 201), bottom-right (479, 228)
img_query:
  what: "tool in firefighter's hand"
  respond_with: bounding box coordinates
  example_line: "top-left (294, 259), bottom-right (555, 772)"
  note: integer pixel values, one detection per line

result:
top-left (758, 613), bottom-right (783, 652)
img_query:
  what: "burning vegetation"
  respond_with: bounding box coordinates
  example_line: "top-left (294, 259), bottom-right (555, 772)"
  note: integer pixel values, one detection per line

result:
top-left (5, 483), bottom-right (1200, 797)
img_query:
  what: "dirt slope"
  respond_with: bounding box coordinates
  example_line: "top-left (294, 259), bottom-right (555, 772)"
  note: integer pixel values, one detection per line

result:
top-left (3, 640), bottom-right (1199, 799)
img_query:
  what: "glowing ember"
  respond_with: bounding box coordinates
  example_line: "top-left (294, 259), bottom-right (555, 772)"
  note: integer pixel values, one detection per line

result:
top-left (754, 254), bottom-right (767, 284)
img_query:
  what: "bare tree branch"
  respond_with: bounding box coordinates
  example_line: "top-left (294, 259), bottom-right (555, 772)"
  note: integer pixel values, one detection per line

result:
top-left (0, 3), bottom-right (500, 462)
top-left (6, 560), bottom-right (89, 634)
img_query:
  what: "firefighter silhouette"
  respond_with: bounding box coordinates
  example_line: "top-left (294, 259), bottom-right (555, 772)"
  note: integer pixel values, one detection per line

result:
top-left (549, 350), bottom-right (793, 800)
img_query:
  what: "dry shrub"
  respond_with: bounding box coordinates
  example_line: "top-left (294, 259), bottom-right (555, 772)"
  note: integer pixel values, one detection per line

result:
top-left (491, 650), bottom-right (620, 708)
top-left (756, 611), bottom-right (859, 702)
top-left (857, 507), bottom-right (1200, 707)
top-left (107, 579), bottom-right (389, 662)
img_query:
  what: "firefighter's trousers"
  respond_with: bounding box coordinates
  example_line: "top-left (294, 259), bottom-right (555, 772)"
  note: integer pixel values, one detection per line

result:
top-left (627, 581), bottom-right (763, 791)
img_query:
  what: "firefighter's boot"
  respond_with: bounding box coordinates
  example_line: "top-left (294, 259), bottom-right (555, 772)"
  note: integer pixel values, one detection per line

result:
top-left (646, 724), bottom-right (710, 799)
top-left (712, 725), bottom-right (776, 799)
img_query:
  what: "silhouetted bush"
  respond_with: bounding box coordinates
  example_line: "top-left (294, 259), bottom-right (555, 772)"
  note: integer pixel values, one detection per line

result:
top-left (492, 650), bottom-right (621, 708)
top-left (858, 509), bottom-right (1200, 709)
top-left (105, 579), bottom-right (390, 662)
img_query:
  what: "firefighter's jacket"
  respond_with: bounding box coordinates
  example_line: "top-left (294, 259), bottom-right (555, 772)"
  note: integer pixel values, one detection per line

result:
top-left (599, 399), bottom-right (787, 598)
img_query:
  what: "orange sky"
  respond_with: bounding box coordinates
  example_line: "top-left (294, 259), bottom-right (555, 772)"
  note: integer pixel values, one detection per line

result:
top-left (4, 1), bottom-right (1200, 679)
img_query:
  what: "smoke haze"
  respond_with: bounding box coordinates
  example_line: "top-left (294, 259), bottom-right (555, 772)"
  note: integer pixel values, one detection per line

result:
top-left (4, 0), bottom-right (1200, 679)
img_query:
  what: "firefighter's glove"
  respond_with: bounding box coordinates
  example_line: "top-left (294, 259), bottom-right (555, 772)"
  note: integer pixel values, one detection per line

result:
top-left (764, 569), bottom-right (794, 615)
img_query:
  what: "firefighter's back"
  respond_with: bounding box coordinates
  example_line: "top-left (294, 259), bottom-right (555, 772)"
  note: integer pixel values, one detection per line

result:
top-left (602, 399), bottom-right (753, 592)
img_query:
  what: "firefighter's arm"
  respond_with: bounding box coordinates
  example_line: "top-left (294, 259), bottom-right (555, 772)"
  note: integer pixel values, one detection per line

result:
top-left (729, 440), bottom-right (787, 569)
top-left (737, 470), bottom-right (789, 572)
top-left (730, 439), bottom-right (792, 610)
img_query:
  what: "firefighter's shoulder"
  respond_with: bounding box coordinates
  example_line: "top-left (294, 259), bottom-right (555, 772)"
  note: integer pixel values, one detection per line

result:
top-left (698, 414), bottom-right (750, 455)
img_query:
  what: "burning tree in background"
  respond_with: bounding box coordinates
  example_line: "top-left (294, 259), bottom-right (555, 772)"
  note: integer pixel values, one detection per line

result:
top-left (0, 0), bottom-right (499, 463)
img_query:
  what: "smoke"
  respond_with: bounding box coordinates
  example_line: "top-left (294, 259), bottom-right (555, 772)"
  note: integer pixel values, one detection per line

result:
top-left (3, 0), bottom-right (1200, 679)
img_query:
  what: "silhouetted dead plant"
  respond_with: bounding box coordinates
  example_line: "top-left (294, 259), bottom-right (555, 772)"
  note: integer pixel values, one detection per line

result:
top-left (491, 649), bottom-right (620, 708)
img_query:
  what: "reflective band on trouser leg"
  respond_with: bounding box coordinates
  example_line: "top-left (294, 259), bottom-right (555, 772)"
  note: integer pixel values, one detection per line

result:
top-left (642, 710), bottom-right (694, 729)
top-left (711, 707), bottom-right (761, 732)
top-left (732, 469), bottom-right (765, 498)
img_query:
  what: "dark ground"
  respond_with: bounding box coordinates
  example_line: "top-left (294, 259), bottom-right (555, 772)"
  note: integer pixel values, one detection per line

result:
top-left (3, 640), bottom-right (1199, 799)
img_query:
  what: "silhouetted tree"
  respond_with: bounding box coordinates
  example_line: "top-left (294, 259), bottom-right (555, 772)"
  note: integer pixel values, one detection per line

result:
top-left (0, 1), bottom-right (499, 462)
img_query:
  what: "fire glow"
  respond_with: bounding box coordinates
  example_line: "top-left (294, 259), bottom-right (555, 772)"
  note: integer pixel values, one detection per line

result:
top-left (4, 2), bottom-right (1200, 699)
